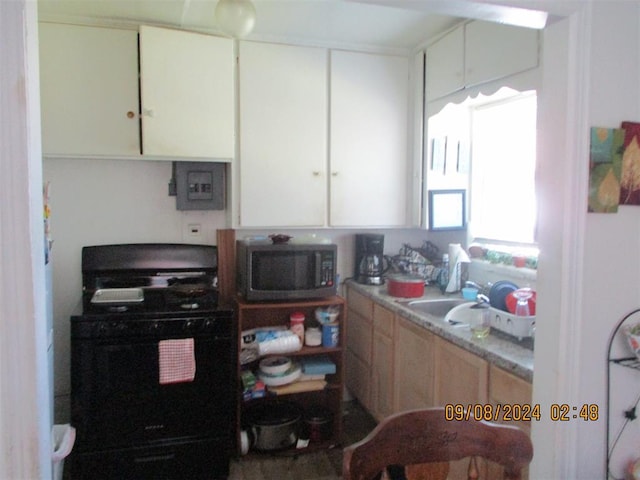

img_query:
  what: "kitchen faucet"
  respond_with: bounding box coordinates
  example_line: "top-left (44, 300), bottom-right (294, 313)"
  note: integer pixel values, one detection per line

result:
top-left (465, 280), bottom-right (492, 298)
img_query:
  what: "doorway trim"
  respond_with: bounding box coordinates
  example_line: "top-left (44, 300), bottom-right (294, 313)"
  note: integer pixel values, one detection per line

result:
top-left (530, 4), bottom-right (590, 479)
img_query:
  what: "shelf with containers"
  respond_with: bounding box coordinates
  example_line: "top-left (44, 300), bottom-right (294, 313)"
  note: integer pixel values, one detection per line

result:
top-left (235, 295), bottom-right (346, 455)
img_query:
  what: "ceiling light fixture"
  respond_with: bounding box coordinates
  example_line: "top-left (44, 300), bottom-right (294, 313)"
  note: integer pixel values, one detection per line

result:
top-left (214, 0), bottom-right (256, 38)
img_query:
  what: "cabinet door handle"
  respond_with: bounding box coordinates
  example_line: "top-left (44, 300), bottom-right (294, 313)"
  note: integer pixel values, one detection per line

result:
top-left (142, 108), bottom-right (155, 118)
top-left (126, 111), bottom-right (136, 119)
top-left (313, 171), bottom-right (321, 176)
top-left (331, 171), bottom-right (339, 176)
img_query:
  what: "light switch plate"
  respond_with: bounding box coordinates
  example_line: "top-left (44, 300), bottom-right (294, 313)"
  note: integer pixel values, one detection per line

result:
top-left (175, 162), bottom-right (225, 210)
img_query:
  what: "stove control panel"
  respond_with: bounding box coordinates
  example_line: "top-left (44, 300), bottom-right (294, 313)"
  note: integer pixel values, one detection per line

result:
top-left (71, 314), bottom-right (233, 339)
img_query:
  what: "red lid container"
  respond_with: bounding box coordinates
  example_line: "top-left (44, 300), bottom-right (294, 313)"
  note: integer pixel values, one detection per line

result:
top-left (387, 274), bottom-right (425, 298)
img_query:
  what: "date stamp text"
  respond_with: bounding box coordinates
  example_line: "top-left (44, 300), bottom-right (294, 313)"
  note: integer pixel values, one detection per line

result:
top-left (444, 403), bottom-right (599, 422)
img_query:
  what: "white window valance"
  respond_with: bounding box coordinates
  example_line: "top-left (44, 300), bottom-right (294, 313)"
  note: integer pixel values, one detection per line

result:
top-left (425, 66), bottom-right (541, 119)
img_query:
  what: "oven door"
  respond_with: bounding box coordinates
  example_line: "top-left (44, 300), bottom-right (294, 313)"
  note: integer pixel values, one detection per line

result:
top-left (71, 323), bottom-right (236, 451)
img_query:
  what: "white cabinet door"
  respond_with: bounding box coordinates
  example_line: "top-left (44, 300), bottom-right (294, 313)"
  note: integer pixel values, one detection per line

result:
top-left (238, 41), bottom-right (328, 227)
top-left (39, 23), bottom-right (139, 157)
top-left (465, 21), bottom-right (538, 87)
top-left (139, 26), bottom-right (234, 159)
top-left (329, 51), bottom-right (409, 227)
top-left (425, 25), bottom-right (464, 101)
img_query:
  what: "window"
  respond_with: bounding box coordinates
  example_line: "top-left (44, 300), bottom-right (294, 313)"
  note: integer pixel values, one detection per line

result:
top-left (426, 87), bottom-right (538, 256)
top-left (470, 91), bottom-right (537, 245)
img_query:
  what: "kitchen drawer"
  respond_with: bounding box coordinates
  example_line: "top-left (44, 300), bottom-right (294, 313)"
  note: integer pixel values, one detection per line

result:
top-left (348, 288), bottom-right (373, 319)
top-left (373, 304), bottom-right (394, 339)
top-left (70, 437), bottom-right (230, 480)
top-left (346, 310), bottom-right (372, 364)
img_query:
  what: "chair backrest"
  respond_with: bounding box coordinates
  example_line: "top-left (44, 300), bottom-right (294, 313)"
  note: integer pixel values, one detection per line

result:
top-left (343, 407), bottom-right (533, 480)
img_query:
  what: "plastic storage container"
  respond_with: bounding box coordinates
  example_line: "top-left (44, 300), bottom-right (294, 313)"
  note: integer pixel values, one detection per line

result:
top-left (303, 406), bottom-right (333, 443)
top-left (305, 327), bottom-right (322, 347)
top-left (289, 312), bottom-right (305, 344)
top-left (322, 323), bottom-right (339, 347)
top-left (387, 274), bottom-right (425, 298)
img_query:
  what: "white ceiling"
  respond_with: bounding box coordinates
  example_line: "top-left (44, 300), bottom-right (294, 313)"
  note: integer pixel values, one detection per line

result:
top-left (36, 0), bottom-right (573, 52)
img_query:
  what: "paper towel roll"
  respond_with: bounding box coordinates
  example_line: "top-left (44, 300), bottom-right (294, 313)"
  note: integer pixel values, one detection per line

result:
top-left (446, 243), bottom-right (470, 293)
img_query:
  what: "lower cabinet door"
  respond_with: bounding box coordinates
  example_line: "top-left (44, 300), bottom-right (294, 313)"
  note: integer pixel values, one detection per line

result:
top-left (434, 337), bottom-right (489, 479)
top-left (371, 331), bottom-right (394, 420)
top-left (394, 318), bottom-right (435, 411)
top-left (487, 365), bottom-right (532, 480)
top-left (346, 349), bottom-right (371, 411)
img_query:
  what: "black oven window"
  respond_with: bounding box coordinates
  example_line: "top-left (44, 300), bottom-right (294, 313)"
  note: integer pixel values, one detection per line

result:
top-left (253, 252), bottom-right (312, 290)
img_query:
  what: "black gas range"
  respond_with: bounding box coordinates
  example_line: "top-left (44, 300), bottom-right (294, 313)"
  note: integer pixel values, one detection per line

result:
top-left (70, 243), bottom-right (237, 480)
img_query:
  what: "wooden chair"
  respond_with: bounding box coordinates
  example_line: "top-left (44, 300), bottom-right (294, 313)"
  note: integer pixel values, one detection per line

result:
top-left (343, 407), bottom-right (533, 480)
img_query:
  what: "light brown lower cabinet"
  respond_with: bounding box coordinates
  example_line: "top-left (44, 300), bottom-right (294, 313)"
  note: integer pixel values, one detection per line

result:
top-left (370, 304), bottom-right (395, 420)
top-left (394, 317), bottom-right (436, 410)
top-left (345, 349), bottom-right (370, 411)
top-left (433, 337), bottom-right (489, 405)
top-left (345, 288), bottom-right (373, 412)
top-left (345, 289), bottom-right (533, 478)
top-left (345, 284), bottom-right (397, 421)
top-left (345, 308), bottom-right (372, 412)
top-left (433, 337), bottom-right (490, 479)
top-left (487, 364), bottom-right (532, 480)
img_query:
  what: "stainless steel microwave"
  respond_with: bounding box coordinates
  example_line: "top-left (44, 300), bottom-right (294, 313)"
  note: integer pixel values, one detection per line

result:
top-left (236, 241), bottom-right (337, 301)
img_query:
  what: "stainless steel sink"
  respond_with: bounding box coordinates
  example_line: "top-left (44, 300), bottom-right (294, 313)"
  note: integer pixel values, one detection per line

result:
top-left (403, 298), bottom-right (471, 317)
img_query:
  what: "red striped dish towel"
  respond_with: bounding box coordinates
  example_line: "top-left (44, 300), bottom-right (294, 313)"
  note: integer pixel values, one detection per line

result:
top-left (158, 338), bottom-right (196, 385)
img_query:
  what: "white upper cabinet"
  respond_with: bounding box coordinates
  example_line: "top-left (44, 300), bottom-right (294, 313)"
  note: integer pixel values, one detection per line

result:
top-left (39, 23), bottom-right (234, 160)
top-left (139, 26), bottom-right (234, 159)
top-left (238, 41), bottom-right (328, 227)
top-left (425, 26), bottom-right (464, 101)
top-left (464, 21), bottom-right (538, 87)
top-left (425, 20), bottom-right (539, 102)
top-left (329, 50), bottom-right (409, 227)
top-left (39, 23), bottom-right (140, 157)
top-left (237, 44), bottom-right (410, 228)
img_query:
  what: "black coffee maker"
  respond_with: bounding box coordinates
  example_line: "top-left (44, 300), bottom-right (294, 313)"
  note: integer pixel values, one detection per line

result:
top-left (355, 233), bottom-right (387, 285)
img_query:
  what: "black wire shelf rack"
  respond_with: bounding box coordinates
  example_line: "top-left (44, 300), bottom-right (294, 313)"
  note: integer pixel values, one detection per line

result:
top-left (606, 308), bottom-right (640, 480)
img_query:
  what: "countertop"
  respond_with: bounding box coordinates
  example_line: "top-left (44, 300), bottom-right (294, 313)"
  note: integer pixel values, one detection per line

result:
top-left (346, 280), bottom-right (534, 383)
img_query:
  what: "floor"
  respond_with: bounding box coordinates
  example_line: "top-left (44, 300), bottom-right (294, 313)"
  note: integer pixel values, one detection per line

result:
top-left (228, 400), bottom-right (377, 480)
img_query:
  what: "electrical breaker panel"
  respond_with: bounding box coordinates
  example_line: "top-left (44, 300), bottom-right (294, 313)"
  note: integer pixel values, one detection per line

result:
top-left (175, 162), bottom-right (225, 210)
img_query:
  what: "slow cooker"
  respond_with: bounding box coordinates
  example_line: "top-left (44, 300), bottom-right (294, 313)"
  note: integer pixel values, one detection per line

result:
top-left (246, 402), bottom-right (302, 452)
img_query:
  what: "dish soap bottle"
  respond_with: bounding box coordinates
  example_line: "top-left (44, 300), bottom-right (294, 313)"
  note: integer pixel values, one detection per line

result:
top-left (438, 254), bottom-right (449, 293)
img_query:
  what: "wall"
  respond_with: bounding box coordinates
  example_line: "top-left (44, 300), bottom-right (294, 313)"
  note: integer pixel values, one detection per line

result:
top-left (1, 1), bottom-right (52, 477)
top-left (531, 3), bottom-right (640, 478)
top-left (579, 3), bottom-right (640, 477)
top-left (44, 157), bottom-right (465, 422)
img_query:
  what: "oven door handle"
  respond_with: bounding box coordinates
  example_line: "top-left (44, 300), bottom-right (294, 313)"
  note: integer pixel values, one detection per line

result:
top-left (134, 453), bottom-right (176, 464)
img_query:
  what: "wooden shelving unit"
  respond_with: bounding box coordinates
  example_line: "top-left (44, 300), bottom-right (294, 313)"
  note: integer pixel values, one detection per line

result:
top-left (235, 295), bottom-right (346, 455)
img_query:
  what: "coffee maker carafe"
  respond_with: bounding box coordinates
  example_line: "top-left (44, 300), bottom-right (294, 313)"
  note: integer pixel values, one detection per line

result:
top-left (355, 234), bottom-right (387, 285)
